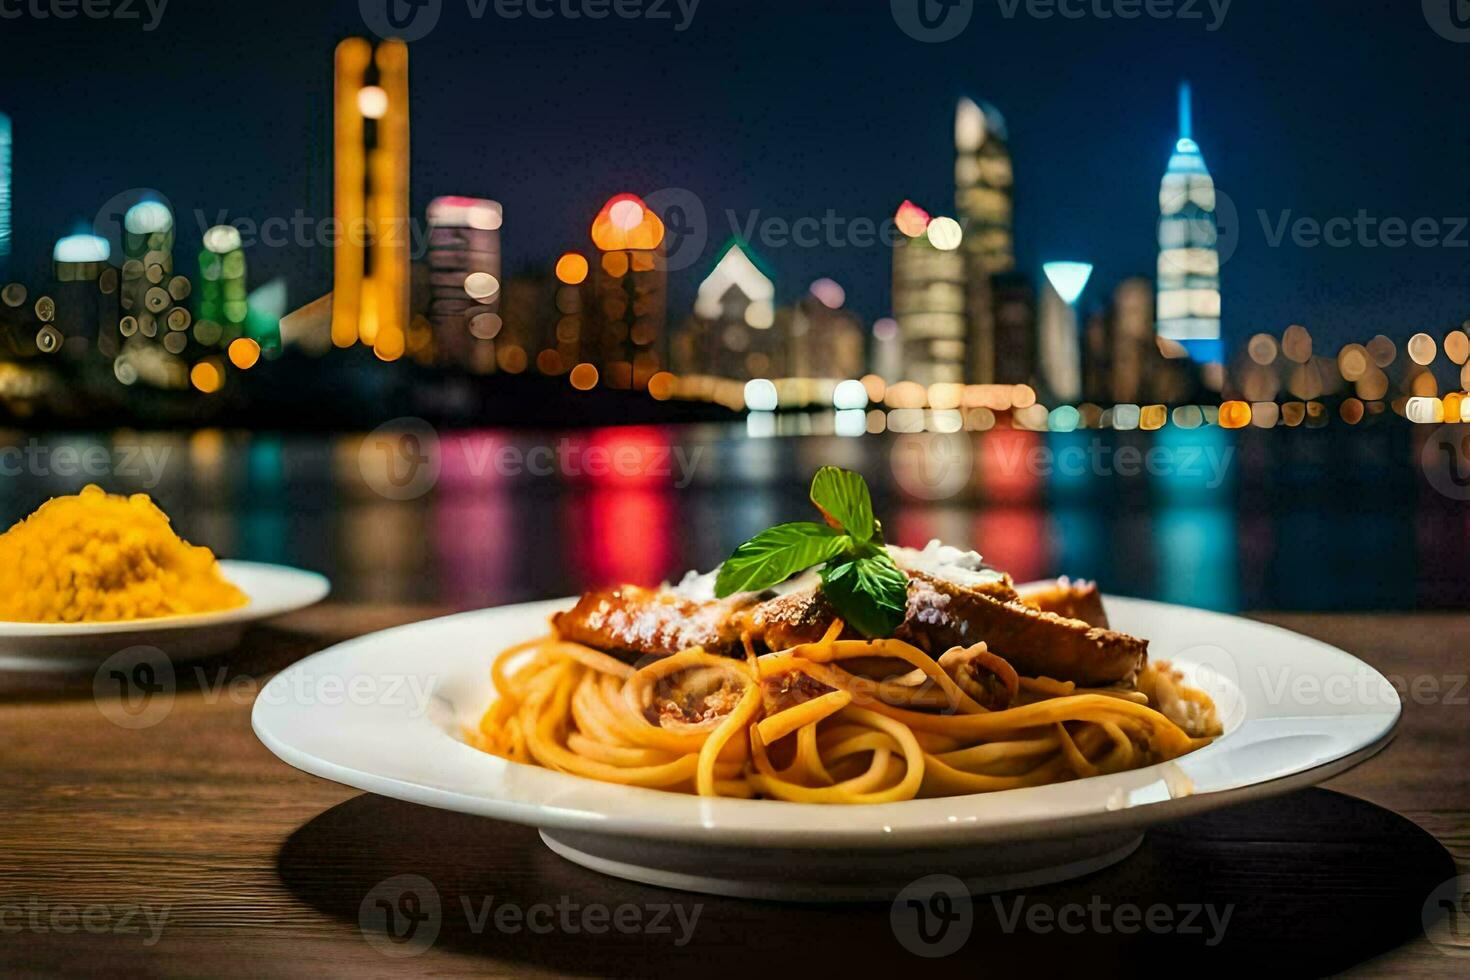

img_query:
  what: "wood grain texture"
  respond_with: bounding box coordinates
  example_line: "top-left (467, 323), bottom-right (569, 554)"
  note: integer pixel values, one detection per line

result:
top-left (1, 606), bottom-right (1466, 977)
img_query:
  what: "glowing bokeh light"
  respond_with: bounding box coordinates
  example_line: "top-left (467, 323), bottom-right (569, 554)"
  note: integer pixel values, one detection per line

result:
top-left (810, 277), bottom-right (845, 309)
top-left (555, 252), bottom-right (589, 285)
top-left (357, 85), bottom-right (389, 119)
top-left (569, 362), bottom-right (599, 390)
top-left (228, 337), bottom-right (261, 369)
top-left (894, 200), bottom-right (931, 238)
top-left (52, 234), bottom-right (110, 263)
top-left (743, 378), bottom-right (778, 412)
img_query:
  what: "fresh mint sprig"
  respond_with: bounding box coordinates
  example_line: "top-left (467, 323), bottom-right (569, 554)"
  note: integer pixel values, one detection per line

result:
top-left (714, 467), bottom-right (909, 638)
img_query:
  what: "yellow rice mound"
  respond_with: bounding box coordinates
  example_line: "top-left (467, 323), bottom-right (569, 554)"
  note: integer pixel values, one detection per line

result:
top-left (0, 484), bottom-right (247, 623)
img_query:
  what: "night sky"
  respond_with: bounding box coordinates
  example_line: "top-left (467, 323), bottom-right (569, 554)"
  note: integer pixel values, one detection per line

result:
top-left (2, 0), bottom-right (1465, 351)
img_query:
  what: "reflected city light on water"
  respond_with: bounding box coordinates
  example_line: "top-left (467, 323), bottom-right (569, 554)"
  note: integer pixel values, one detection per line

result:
top-left (0, 422), bottom-right (1458, 611)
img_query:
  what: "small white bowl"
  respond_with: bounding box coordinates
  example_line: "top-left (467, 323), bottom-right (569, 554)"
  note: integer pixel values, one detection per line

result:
top-left (0, 560), bottom-right (330, 671)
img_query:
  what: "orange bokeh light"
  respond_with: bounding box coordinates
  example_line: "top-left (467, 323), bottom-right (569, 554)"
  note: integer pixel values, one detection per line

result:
top-left (556, 252), bottom-right (589, 285)
top-left (894, 199), bottom-right (932, 238)
top-left (590, 193), bottom-right (665, 252)
top-left (190, 360), bottom-right (223, 394)
top-left (228, 337), bottom-right (261, 370)
top-left (569, 362), bottom-right (599, 391)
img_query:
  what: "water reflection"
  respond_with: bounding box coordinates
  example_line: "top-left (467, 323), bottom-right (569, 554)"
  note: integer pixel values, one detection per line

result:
top-left (0, 422), bottom-right (1460, 611)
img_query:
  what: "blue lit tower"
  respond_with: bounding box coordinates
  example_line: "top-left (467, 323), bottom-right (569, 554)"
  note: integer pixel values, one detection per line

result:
top-left (0, 113), bottom-right (10, 275)
top-left (1156, 83), bottom-right (1222, 365)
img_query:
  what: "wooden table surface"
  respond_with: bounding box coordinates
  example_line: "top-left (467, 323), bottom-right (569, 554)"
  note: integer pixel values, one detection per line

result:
top-left (4, 605), bottom-right (1468, 978)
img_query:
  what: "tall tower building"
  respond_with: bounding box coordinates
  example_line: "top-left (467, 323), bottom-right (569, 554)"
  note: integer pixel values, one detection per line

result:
top-left (954, 98), bottom-right (1014, 275)
top-left (891, 201), bottom-right (966, 385)
top-left (425, 195), bottom-right (502, 371)
top-left (0, 113), bottom-right (10, 277)
top-left (332, 37), bottom-right (411, 361)
top-left (1156, 82), bottom-right (1222, 366)
top-left (682, 239), bottom-right (777, 379)
top-left (590, 192), bottom-right (666, 389)
top-left (1038, 261), bottom-right (1091, 403)
top-left (956, 98), bottom-right (1014, 384)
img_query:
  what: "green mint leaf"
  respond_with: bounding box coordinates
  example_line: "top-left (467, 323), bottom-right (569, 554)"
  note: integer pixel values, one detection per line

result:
top-left (715, 523), bottom-right (851, 597)
top-left (818, 551), bottom-right (909, 639)
top-left (809, 466), bottom-right (877, 543)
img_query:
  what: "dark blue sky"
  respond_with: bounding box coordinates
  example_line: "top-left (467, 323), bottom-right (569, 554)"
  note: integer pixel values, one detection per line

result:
top-left (2, 0), bottom-right (1465, 352)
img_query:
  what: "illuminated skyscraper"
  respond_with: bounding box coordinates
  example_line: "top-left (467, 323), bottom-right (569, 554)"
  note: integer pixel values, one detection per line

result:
top-left (1109, 277), bottom-right (1156, 403)
top-left (786, 279), bottom-right (865, 380)
top-left (955, 98), bottom-right (1014, 275)
top-left (680, 239), bottom-right (777, 379)
top-left (891, 201), bottom-right (967, 385)
top-left (1156, 82), bottom-right (1222, 365)
top-left (956, 98), bottom-right (1014, 383)
top-left (591, 193), bottom-right (666, 389)
top-left (425, 196), bottom-right (502, 370)
top-left (0, 114), bottom-right (10, 275)
top-left (990, 271), bottom-right (1037, 384)
top-left (332, 37), bottom-right (410, 361)
top-left (1038, 261), bottom-right (1091, 403)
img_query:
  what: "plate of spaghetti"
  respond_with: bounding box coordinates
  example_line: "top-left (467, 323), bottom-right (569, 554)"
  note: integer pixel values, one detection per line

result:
top-left (253, 469), bottom-right (1400, 900)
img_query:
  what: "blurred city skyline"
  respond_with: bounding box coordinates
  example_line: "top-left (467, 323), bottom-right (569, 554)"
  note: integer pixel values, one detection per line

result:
top-left (0, 0), bottom-right (1465, 351)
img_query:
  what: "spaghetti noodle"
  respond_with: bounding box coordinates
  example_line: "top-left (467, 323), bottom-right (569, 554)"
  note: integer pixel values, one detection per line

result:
top-left (471, 619), bottom-right (1222, 803)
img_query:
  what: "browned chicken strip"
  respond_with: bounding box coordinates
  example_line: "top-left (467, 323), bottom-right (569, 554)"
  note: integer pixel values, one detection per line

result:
top-left (744, 573), bottom-right (1145, 686)
top-left (553, 570), bottom-right (1144, 687)
top-left (1015, 577), bottom-right (1110, 629)
top-left (551, 587), bottom-right (756, 660)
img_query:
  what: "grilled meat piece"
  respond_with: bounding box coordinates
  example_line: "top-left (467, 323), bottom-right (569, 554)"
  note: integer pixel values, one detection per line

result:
top-left (551, 587), bottom-right (756, 660)
top-left (1016, 577), bottom-right (1110, 629)
top-left (744, 573), bottom-right (1145, 686)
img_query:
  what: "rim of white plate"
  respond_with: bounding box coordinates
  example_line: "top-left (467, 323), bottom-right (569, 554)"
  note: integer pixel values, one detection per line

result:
top-left (0, 560), bottom-right (331, 636)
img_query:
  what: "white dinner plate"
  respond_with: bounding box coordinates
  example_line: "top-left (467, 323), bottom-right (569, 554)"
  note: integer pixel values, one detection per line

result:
top-left (252, 595), bottom-right (1401, 901)
top-left (0, 560), bottom-right (331, 671)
